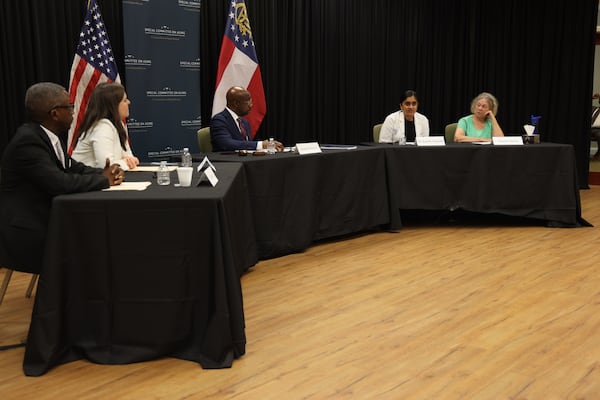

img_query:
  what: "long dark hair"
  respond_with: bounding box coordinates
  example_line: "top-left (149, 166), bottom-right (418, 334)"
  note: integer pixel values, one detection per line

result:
top-left (76, 82), bottom-right (127, 150)
top-left (399, 90), bottom-right (418, 104)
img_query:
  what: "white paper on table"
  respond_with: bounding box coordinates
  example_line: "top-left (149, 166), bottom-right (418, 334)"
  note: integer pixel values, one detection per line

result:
top-left (320, 145), bottom-right (358, 150)
top-left (492, 136), bottom-right (524, 145)
top-left (295, 142), bottom-right (322, 154)
top-left (102, 181), bottom-right (152, 191)
top-left (416, 136), bottom-right (445, 146)
top-left (130, 166), bottom-right (177, 172)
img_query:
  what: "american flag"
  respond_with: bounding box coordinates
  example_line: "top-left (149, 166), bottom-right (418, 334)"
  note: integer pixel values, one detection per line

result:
top-left (67, 0), bottom-right (120, 155)
top-left (212, 0), bottom-right (266, 138)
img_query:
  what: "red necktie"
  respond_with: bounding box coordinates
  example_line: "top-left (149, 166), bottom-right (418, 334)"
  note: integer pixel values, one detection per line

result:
top-left (238, 117), bottom-right (248, 141)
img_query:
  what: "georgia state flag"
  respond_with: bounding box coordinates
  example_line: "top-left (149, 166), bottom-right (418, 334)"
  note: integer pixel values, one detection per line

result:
top-left (212, 0), bottom-right (266, 138)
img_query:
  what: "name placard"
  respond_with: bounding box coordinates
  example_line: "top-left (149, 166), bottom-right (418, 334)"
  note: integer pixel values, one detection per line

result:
top-left (295, 142), bottom-right (322, 155)
top-left (196, 166), bottom-right (219, 187)
top-left (197, 156), bottom-right (216, 172)
top-left (492, 136), bottom-right (524, 145)
top-left (416, 136), bottom-right (446, 146)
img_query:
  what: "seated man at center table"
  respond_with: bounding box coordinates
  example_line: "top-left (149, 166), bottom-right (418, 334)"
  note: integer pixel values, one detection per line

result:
top-left (210, 86), bottom-right (284, 152)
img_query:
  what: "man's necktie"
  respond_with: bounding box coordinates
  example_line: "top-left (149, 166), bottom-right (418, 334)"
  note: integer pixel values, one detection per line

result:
top-left (238, 117), bottom-right (248, 141)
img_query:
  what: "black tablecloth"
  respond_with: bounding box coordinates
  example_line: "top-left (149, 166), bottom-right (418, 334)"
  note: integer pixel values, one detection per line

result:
top-left (23, 163), bottom-right (256, 376)
top-left (23, 143), bottom-right (587, 376)
top-left (374, 142), bottom-right (587, 227)
top-left (203, 146), bottom-right (394, 259)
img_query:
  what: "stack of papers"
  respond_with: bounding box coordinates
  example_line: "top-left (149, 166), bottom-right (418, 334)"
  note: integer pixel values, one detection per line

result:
top-left (130, 166), bottom-right (177, 172)
top-left (320, 144), bottom-right (358, 150)
top-left (103, 181), bottom-right (152, 191)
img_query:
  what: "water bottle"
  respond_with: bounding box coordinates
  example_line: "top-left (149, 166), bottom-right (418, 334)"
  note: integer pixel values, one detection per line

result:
top-left (267, 138), bottom-right (276, 153)
top-left (157, 160), bottom-right (170, 185)
top-left (181, 147), bottom-right (192, 167)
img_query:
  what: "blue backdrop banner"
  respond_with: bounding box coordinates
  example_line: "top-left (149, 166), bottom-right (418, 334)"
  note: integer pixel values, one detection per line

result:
top-left (122, 0), bottom-right (201, 161)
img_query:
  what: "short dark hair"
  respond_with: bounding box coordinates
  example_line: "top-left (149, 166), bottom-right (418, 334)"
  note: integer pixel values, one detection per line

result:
top-left (24, 82), bottom-right (66, 123)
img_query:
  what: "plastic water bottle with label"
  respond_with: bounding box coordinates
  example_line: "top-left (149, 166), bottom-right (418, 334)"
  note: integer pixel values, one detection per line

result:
top-left (157, 160), bottom-right (171, 185)
top-left (181, 147), bottom-right (192, 167)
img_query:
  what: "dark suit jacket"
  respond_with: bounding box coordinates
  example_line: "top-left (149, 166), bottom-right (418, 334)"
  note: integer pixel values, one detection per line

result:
top-left (210, 109), bottom-right (260, 151)
top-left (0, 123), bottom-right (109, 274)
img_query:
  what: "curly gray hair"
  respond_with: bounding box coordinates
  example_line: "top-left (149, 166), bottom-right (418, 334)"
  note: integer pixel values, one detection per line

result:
top-left (470, 92), bottom-right (499, 115)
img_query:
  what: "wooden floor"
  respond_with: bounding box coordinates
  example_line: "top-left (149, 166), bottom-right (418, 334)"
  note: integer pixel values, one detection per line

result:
top-left (2, 188), bottom-right (600, 399)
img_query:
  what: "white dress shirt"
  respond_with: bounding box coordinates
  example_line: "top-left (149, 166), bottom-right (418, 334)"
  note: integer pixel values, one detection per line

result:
top-left (40, 125), bottom-right (66, 168)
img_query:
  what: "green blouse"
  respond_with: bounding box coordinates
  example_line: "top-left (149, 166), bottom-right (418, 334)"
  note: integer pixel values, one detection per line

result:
top-left (457, 115), bottom-right (493, 138)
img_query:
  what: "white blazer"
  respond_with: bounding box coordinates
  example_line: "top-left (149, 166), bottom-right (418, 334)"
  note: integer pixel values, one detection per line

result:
top-left (378, 111), bottom-right (430, 143)
top-left (72, 119), bottom-right (135, 170)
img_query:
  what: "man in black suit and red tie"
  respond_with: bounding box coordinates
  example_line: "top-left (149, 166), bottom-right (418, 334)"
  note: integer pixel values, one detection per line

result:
top-left (0, 82), bottom-right (124, 274)
top-left (210, 86), bottom-right (283, 152)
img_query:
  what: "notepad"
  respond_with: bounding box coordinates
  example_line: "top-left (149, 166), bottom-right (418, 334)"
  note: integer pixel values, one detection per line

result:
top-left (320, 145), bottom-right (358, 150)
top-left (130, 166), bottom-right (177, 172)
top-left (102, 181), bottom-right (152, 191)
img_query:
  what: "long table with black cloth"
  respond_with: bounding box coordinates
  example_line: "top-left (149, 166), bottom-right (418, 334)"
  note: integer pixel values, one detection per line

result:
top-left (23, 162), bottom-right (257, 376)
top-left (202, 146), bottom-right (395, 259)
top-left (369, 142), bottom-right (587, 227)
top-left (23, 142), bottom-right (586, 376)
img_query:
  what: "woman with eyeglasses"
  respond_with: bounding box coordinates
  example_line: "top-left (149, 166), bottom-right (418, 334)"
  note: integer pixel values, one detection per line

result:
top-left (72, 82), bottom-right (139, 170)
top-left (453, 92), bottom-right (504, 142)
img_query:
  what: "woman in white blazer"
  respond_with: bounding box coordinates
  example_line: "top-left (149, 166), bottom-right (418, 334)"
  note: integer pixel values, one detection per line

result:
top-left (379, 90), bottom-right (430, 143)
top-left (72, 82), bottom-right (139, 170)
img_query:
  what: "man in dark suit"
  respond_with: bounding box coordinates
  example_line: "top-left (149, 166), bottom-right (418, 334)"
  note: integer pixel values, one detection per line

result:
top-left (0, 82), bottom-right (124, 274)
top-left (210, 86), bottom-right (283, 152)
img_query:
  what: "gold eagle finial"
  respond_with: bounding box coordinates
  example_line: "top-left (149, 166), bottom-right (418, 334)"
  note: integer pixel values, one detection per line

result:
top-left (235, 2), bottom-right (252, 39)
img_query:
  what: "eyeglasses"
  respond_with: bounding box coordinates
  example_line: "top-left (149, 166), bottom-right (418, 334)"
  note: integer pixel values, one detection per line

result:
top-left (48, 104), bottom-right (75, 113)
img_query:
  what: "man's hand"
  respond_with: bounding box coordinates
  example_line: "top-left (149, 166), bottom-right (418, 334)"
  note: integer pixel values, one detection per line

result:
top-left (102, 158), bottom-right (125, 185)
top-left (262, 139), bottom-right (285, 152)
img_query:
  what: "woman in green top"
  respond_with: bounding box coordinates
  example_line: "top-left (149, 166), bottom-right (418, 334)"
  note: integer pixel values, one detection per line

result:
top-left (454, 92), bottom-right (504, 142)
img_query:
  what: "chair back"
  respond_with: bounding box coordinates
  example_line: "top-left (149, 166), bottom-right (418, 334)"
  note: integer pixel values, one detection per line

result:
top-left (373, 124), bottom-right (383, 142)
top-left (445, 123), bottom-right (458, 143)
top-left (197, 127), bottom-right (212, 153)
